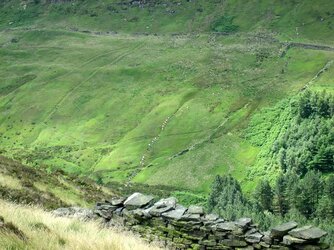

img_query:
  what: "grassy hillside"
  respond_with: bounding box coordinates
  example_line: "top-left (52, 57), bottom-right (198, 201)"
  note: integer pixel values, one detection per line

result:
top-left (0, 200), bottom-right (160, 250)
top-left (0, 0), bottom-right (333, 195)
top-left (1, 0), bottom-right (334, 43)
top-left (0, 155), bottom-right (114, 208)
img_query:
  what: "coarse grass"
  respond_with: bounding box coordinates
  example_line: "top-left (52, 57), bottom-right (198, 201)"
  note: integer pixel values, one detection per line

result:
top-left (0, 156), bottom-right (115, 208)
top-left (0, 172), bottom-right (22, 190)
top-left (0, 199), bottom-right (161, 250)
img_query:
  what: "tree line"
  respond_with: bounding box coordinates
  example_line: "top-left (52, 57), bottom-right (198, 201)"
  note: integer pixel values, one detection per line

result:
top-left (207, 91), bottom-right (334, 243)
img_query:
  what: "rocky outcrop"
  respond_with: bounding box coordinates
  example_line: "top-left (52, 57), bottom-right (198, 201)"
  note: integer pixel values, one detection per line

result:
top-left (94, 192), bottom-right (329, 250)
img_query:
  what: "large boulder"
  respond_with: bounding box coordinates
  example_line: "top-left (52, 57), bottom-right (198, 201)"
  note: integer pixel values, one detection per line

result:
top-left (270, 221), bottom-right (298, 238)
top-left (123, 193), bottom-right (154, 210)
top-left (288, 226), bottom-right (327, 241)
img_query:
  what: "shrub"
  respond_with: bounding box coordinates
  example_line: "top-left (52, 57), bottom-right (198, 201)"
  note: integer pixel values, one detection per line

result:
top-left (211, 15), bottom-right (239, 33)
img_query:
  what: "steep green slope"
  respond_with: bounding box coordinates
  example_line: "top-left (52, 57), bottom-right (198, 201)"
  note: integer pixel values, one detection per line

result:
top-left (0, 155), bottom-right (114, 208)
top-left (1, 28), bottom-right (333, 193)
top-left (1, 0), bottom-right (334, 43)
top-left (0, 1), bottom-right (333, 194)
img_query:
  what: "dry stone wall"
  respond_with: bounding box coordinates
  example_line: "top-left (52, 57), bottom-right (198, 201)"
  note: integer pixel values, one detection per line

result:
top-left (94, 192), bottom-right (329, 250)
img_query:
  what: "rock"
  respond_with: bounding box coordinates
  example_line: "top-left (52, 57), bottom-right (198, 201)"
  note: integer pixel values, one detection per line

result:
top-left (154, 197), bottom-right (177, 209)
top-left (181, 213), bottom-right (201, 221)
top-left (93, 193), bottom-right (328, 249)
top-left (221, 237), bottom-right (248, 247)
top-left (132, 209), bottom-right (145, 218)
top-left (106, 197), bottom-right (126, 206)
top-left (94, 209), bottom-right (113, 220)
top-left (270, 221), bottom-right (298, 238)
top-left (282, 235), bottom-right (307, 245)
top-left (53, 207), bottom-right (94, 220)
top-left (216, 222), bottom-right (238, 231)
top-left (147, 205), bottom-right (174, 216)
top-left (162, 205), bottom-right (187, 220)
top-left (245, 228), bottom-right (258, 235)
top-left (204, 213), bottom-right (219, 221)
top-left (245, 232), bottom-right (263, 243)
top-left (96, 203), bottom-right (118, 211)
top-left (187, 205), bottom-right (204, 215)
top-left (261, 231), bottom-right (272, 244)
top-left (213, 230), bottom-right (227, 238)
top-left (145, 197), bottom-right (177, 216)
top-left (199, 239), bottom-right (217, 246)
top-left (203, 214), bottom-right (221, 226)
top-left (114, 207), bottom-right (124, 216)
top-left (259, 241), bottom-right (271, 248)
top-left (235, 218), bottom-right (252, 228)
top-left (215, 218), bottom-right (225, 223)
top-left (123, 193), bottom-right (154, 210)
top-left (288, 226), bottom-right (327, 241)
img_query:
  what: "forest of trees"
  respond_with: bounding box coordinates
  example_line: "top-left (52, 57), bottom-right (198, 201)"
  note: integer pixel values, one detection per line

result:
top-left (208, 91), bottom-right (334, 243)
top-left (273, 90), bottom-right (334, 174)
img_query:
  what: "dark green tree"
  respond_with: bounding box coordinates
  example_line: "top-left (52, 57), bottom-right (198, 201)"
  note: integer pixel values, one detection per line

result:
top-left (255, 180), bottom-right (273, 212)
top-left (207, 175), bottom-right (248, 220)
top-left (293, 171), bottom-right (323, 218)
top-left (274, 174), bottom-right (289, 216)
